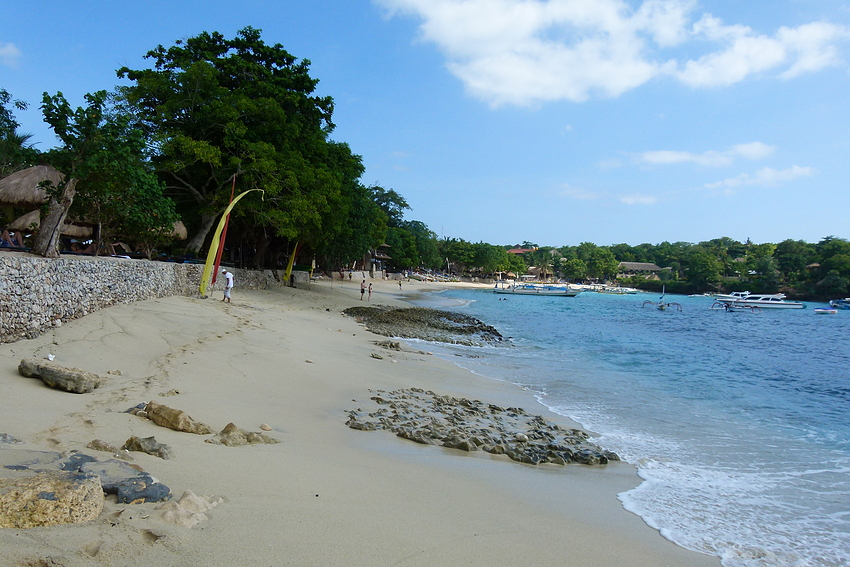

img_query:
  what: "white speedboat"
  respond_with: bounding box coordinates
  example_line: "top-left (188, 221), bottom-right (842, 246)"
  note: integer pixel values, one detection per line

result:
top-left (494, 283), bottom-right (582, 297)
top-left (714, 293), bottom-right (805, 309)
top-left (598, 286), bottom-right (639, 294)
top-left (814, 308), bottom-right (838, 315)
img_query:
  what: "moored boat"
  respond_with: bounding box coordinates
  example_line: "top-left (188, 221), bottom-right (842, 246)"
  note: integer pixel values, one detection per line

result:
top-left (814, 308), bottom-right (838, 315)
top-left (494, 283), bottom-right (582, 296)
top-left (828, 298), bottom-right (850, 310)
top-left (713, 292), bottom-right (805, 309)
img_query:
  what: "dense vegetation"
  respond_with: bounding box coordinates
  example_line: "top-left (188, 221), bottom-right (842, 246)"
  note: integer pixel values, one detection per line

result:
top-left (1, 29), bottom-right (846, 298)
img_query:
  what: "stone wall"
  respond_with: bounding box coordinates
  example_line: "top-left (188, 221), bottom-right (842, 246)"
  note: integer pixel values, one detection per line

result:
top-left (0, 253), bottom-right (286, 343)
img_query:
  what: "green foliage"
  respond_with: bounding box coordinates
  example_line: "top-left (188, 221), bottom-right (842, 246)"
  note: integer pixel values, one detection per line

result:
top-left (118, 27), bottom-right (343, 253)
top-left (38, 91), bottom-right (178, 256)
top-left (371, 186), bottom-right (410, 228)
top-left (0, 89), bottom-right (38, 177)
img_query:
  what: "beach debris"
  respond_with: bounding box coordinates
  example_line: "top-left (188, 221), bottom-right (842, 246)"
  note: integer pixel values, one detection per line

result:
top-left (79, 459), bottom-right (171, 504)
top-left (0, 433), bottom-right (22, 444)
top-left (144, 401), bottom-right (213, 435)
top-left (346, 388), bottom-right (619, 466)
top-left (18, 358), bottom-right (103, 393)
top-left (373, 340), bottom-right (402, 351)
top-left (107, 369), bottom-right (122, 376)
top-left (159, 388), bottom-right (180, 397)
top-left (157, 490), bottom-right (222, 528)
top-left (205, 423), bottom-right (279, 447)
top-left (343, 306), bottom-right (504, 346)
top-left (370, 353), bottom-right (383, 360)
top-left (0, 470), bottom-right (104, 528)
top-left (122, 436), bottom-right (173, 460)
top-left (305, 359), bottom-right (314, 363)
top-left (260, 424), bottom-right (272, 431)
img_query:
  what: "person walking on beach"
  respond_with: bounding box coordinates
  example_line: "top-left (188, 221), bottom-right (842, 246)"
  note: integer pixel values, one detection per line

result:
top-left (398, 279), bottom-right (402, 291)
top-left (221, 268), bottom-right (234, 303)
top-left (360, 279), bottom-right (366, 300)
top-left (368, 283), bottom-right (372, 301)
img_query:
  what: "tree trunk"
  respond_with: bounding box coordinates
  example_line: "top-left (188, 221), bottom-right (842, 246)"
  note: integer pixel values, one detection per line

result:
top-left (185, 211), bottom-right (218, 254)
top-left (31, 179), bottom-right (77, 258)
top-left (252, 234), bottom-right (270, 269)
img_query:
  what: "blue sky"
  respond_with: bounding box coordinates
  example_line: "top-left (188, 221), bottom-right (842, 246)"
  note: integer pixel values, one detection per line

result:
top-left (2, 0), bottom-right (849, 247)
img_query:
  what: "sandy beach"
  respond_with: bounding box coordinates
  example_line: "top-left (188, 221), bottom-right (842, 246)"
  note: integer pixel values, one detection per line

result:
top-left (0, 277), bottom-right (720, 566)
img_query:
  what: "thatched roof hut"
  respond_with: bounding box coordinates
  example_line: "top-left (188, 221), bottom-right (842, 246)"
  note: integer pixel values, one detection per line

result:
top-left (7, 209), bottom-right (40, 231)
top-left (0, 165), bottom-right (64, 206)
top-left (7, 209), bottom-right (92, 238)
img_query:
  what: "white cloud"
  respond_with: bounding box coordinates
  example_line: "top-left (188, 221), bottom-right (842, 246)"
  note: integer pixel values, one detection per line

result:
top-left (621, 193), bottom-right (658, 204)
top-left (0, 42), bottom-right (21, 68)
top-left (558, 184), bottom-right (599, 199)
top-left (638, 141), bottom-right (775, 167)
top-left (375, 0), bottom-right (850, 105)
top-left (705, 165), bottom-right (813, 188)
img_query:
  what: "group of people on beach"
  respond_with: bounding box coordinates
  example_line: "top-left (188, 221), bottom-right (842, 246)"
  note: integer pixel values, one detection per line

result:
top-left (360, 279), bottom-right (372, 301)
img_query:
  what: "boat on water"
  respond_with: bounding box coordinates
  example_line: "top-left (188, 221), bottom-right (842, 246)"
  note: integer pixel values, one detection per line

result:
top-left (713, 292), bottom-right (805, 309)
top-left (597, 286), bottom-right (639, 295)
top-left (814, 308), bottom-right (838, 315)
top-left (711, 302), bottom-right (761, 313)
top-left (494, 283), bottom-right (582, 297)
top-left (828, 298), bottom-right (850, 310)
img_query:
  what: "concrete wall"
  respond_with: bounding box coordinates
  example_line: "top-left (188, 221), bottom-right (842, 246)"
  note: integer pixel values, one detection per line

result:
top-left (0, 253), bottom-right (286, 343)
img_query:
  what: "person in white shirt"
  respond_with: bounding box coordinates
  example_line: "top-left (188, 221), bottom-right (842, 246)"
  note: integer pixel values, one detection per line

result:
top-left (221, 268), bottom-right (234, 303)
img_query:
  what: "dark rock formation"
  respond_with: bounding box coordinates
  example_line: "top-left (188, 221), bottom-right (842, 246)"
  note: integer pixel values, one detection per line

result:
top-left (122, 436), bottom-right (173, 460)
top-left (344, 306), bottom-right (504, 346)
top-left (79, 459), bottom-right (171, 504)
top-left (346, 388), bottom-right (619, 467)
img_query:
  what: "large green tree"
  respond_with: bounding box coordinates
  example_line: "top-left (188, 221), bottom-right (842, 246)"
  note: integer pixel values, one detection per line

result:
top-left (118, 27), bottom-right (339, 255)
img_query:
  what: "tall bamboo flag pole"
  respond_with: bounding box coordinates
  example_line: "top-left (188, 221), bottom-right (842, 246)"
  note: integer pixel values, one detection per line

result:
top-left (211, 175), bottom-right (237, 287)
top-left (199, 188), bottom-right (264, 297)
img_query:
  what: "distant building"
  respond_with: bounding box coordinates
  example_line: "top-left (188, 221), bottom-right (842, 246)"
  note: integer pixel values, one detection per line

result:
top-left (617, 261), bottom-right (663, 278)
top-left (507, 247), bottom-right (537, 255)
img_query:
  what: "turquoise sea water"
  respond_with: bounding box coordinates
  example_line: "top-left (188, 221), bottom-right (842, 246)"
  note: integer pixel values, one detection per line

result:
top-left (408, 288), bottom-right (850, 567)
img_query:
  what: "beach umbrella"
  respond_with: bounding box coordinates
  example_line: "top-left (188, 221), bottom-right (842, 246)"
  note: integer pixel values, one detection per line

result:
top-left (6, 209), bottom-right (93, 237)
top-left (0, 165), bottom-right (63, 206)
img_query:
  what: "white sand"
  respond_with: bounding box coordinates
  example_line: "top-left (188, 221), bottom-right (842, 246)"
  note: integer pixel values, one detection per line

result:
top-left (0, 278), bottom-right (721, 566)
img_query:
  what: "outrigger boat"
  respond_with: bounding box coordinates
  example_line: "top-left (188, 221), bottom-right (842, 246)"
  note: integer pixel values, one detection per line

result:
top-left (642, 286), bottom-right (682, 311)
top-left (493, 282), bottom-right (582, 297)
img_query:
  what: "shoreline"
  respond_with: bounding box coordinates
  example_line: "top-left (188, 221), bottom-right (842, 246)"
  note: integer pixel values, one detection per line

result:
top-left (0, 277), bottom-right (720, 566)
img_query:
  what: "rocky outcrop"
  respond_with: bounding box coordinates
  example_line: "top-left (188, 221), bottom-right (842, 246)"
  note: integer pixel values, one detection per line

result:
top-left (344, 306), bottom-right (504, 346)
top-left (79, 459), bottom-right (171, 504)
top-left (0, 442), bottom-right (173, 528)
top-left (346, 388), bottom-right (619, 466)
top-left (122, 436), bottom-right (173, 460)
top-left (144, 401), bottom-right (213, 435)
top-left (18, 358), bottom-right (103, 393)
top-left (205, 423), bottom-right (279, 447)
top-left (0, 470), bottom-right (104, 528)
